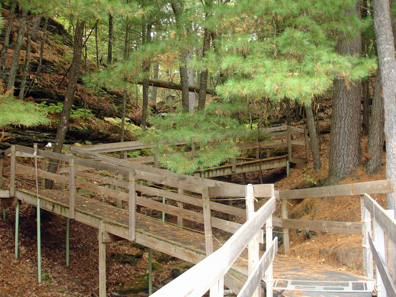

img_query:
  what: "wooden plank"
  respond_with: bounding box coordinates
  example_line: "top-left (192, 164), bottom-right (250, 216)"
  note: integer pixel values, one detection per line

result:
top-left (237, 139), bottom-right (287, 151)
top-left (364, 194), bottom-right (396, 246)
top-left (99, 221), bottom-right (107, 297)
top-left (368, 234), bottom-right (396, 297)
top-left (69, 158), bottom-right (76, 219)
top-left (10, 146), bottom-right (16, 197)
top-left (74, 156), bottom-right (130, 176)
top-left (15, 145), bottom-right (69, 162)
top-left (75, 141), bottom-right (150, 153)
top-left (253, 184), bottom-right (274, 198)
top-left (279, 180), bottom-right (393, 200)
top-left (202, 188), bottom-right (213, 255)
top-left (282, 219), bottom-right (363, 235)
top-left (150, 197), bottom-right (276, 297)
top-left (290, 140), bottom-right (306, 147)
top-left (238, 238), bottom-right (278, 297)
top-left (128, 171), bottom-right (136, 241)
top-left (76, 171), bottom-right (127, 189)
top-left (0, 190), bottom-right (10, 198)
top-left (16, 164), bottom-right (68, 184)
top-left (208, 185), bottom-right (246, 197)
top-left (281, 202), bottom-right (290, 253)
top-left (197, 159), bottom-right (287, 179)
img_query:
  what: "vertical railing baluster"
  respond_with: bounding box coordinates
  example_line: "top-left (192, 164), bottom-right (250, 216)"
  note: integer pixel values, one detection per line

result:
top-left (68, 156), bottom-right (75, 219)
top-left (246, 184), bottom-right (260, 297)
top-left (128, 170), bottom-right (136, 241)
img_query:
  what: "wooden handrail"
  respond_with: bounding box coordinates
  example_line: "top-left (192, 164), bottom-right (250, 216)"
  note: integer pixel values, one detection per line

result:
top-left (277, 180), bottom-right (393, 200)
top-left (150, 196), bottom-right (276, 297)
top-left (363, 193), bottom-right (396, 297)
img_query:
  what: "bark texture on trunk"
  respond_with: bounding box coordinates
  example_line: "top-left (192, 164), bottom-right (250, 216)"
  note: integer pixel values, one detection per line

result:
top-left (373, 0), bottom-right (396, 214)
top-left (365, 72), bottom-right (384, 175)
top-left (7, 8), bottom-right (27, 92)
top-left (47, 19), bottom-right (85, 182)
top-left (0, 0), bottom-right (16, 79)
top-left (107, 13), bottom-right (113, 66)
top-left (327, 1), bottom-right (362, 185)
top-left (305, 103), bottom-right (321, 171)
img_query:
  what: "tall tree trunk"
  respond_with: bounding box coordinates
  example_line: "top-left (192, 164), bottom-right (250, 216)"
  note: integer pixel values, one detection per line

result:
top-left (18, 19), bottom-right (32, 99)
top-left (198, 27), bottom-right (211, 111)
top-left (305, 103), bottom-right (321, 171)
top-left (7, 8), bottom-right (27, 93)
top-left (0, 0), bottom-right (16, 80)
top-left (327, 1), bottom-right (362, 185)
top-left (373, 0), bottom-right (396, 214)
top-left (25, 17), bottom-right (48, 96)
top-left (171, 0), bottom-right (189, 113)
top-left (95, 23), bottom-right (100, 70)
top-left (365, 71), bottom-right (384, 175)
top-left (152, 62), bottom-right (159, 104)
top-left (107, 13), bottom-right (113, 66)
top-left (187, 50), bottom-right (196, 111)
top-left (141, 23), bottom-right (152, 129)
top-left (46, 19), bottom-right (85, 185)
top-left (362, 79), bottom-right (370, 134)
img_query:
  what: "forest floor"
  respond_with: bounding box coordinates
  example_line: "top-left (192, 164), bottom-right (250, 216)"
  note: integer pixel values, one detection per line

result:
top-left (0, 132), bottom-right (388, 297)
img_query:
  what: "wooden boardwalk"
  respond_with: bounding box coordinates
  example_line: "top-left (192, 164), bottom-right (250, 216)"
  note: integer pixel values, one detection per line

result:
top-left (2, 143), bottom-right (395, 296)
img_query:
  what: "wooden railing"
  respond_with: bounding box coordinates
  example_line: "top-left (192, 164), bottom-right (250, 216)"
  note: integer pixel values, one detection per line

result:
top-left (362, 194), bottom-right (396, 297)
top-left (150, 185), bottom-right (278, 297)
top-left (4, 145), bottom-right (275, 259)
top-left (276, 180), bottom-right (393, 255)
top-left (74, 125), bottom-right (309, 177)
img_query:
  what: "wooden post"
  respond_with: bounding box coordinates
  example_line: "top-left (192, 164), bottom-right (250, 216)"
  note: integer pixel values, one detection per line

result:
top-left (10, 145), bottom-right (16, 197)
top-left (287, 127), bottom-right (292, 162)
top-left (202, 188), bottom-right (213, 255)
top-left (60, 160), bottom-right (66, 190)
top-left (385, 209), bottom-right (396, 286)
top-left (117, 173), bottom-right (123, 208)
top-left (40, 159), bottom-right (46, 189)
top-left (99, 221), bottom-right (106, 297)
top-left (373, 217), bottom-right (385, 297)
top-left (232, 157), bottom-right (236, 173)
top-left (66, 218), bottom-right (70, 267)
top-left (304, 128), bottom-right (309, 163)
top-left (360, 196), bottom-right (373, 278)
top-left (68, 156), bottom-right (76, 219)
top-left (281, 200), bottom-right (290, 254)
top-left (246, 184), bottom-right (260, 297)
top-left (265, 215), bottom-right (273, 296)
top-left (128, 171), bottom-right (136, 241)
top-left (148, 248), bottom-right (153, 295)
top-left (177, 188), bottom-right (184, 226)
top-left (37, 197), bottom-right (42, 283)
top-left (15, 199), bottom-right (19, 259)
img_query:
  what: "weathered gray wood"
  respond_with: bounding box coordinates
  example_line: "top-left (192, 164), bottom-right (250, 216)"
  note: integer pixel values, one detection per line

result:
top-left (246, 184), bottom-right (260, 297)
top-left (281, 201), bottom-right (290, 253)
top-left (265, 214), bottom-right (274, 296)
top-left (361, 196), bottom-right (374, 279)
top-left (128, 171), bottom-right (136, 241)
top-left (208, 184), bottom-right (274, 198)
top-left (10, 146), bottom-right (16, 197)
top-left (99, 221), bottom-right (106, 297)
top-left (16, 164), bottom-right (68, 184)
top-left (369, 234), bottom-right (396, 297)
top-left (282, 218), bottom-right (363, 235)
top-left (202, 188), bottom-right (213, 255)
top-left (0, 190), bottom-right (10, 198)
top-left (68, 158), bottom-right (76, 219)
top-left (177, 188), bottom-right (184, 226)
top-left (287, 128), bottom-right (292, 162)
top-left (195, 158), bottom-right (287, 179)
top-left (279, 180), bottom-right (393, 200)
top-left (14, 145), bottom-right (69, 162)
top-left (150, 196), bottom-right (276, 297)
top-left (364, 193), bottom-right (396, 246)
top-left (74, 156), bottom-right (130, 176)
top-left (238, 238), bottom-right (278, 297)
